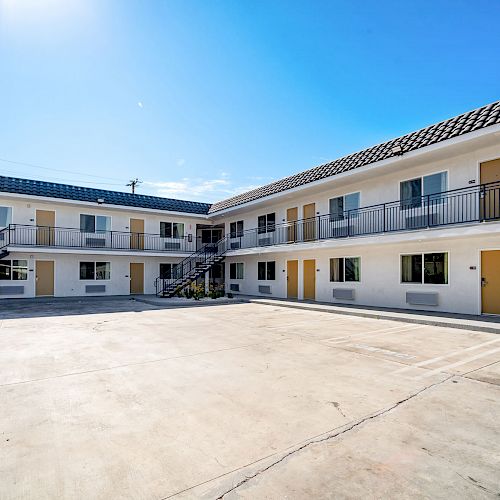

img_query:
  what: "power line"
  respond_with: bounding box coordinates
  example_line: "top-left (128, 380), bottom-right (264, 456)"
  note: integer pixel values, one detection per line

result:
top-left (0, 157), bottom-right (126, 182)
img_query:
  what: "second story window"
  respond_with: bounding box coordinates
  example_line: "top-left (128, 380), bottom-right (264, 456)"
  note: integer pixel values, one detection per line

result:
top-left (329, 193), bottom-right (360, 221)
top-left (258, 213), bottom-right (276, 234)
top-left (229, 221), bottom-right (244, 238)
top-left (0, 206), bottom-right (12, 228)
top-left (80, 214), bottom-right (110, 233)
top-left (160, 222), bottom-right (185, 239)
top-left (400, 172), bottom-right (447, 209)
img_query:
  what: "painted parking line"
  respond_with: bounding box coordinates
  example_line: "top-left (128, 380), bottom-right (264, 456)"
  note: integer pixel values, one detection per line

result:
top-left (391, 337), bottom-right (500, 375)
top-left (325, 324), bottom-right (424, 345)
top-left (415, 347), bottom-right (500, 379)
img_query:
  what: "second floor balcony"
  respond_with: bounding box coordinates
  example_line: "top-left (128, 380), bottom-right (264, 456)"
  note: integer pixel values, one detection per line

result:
top-left (226, 181), bottom-right (500, 251)
top-left (0, 225), bottom-right (199, 254)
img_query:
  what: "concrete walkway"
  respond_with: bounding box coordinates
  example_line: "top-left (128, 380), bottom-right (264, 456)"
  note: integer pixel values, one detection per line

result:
top-left (249, 297), bottom-right (500, 334)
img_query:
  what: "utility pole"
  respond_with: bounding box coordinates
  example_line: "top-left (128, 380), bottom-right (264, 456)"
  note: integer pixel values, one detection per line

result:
top-left (127, 178), bottom-right (142, 194)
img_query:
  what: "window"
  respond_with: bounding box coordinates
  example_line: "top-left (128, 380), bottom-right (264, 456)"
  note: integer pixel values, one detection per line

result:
top-left (80, 214), bottom-right (110, 233)
top-left (230, 221), bottom-right (244, 238)
top-left (159, 263), bottom-right (179, 279)
top-left (0, 260), bottom-right (28, 280)
top-left (400, 172), bottom-right (447, 208)
top-left (329, 193), bottom-right (360, 221)
top-left (330, 257), bottom-right (360, 282)
top-left (258, 213), bottom-right (276, 234)
top-left (258, 261), bottom-right (275, 280)
top-left (160, 222), bottom-right (185, 238)
top-left (229, 262), bottom-right (244, 279)
top-left (0, 206), bottom-right (12, 228)
top-left (401, 253), bottom-right (448, 284)
top-left (80, 262), bottom-right (110, 280)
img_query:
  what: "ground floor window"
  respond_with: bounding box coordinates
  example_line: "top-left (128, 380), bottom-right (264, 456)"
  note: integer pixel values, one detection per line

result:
top-left (330, 257), bottom-right (360, 282)
top-left (80, 262), bottom-right (110, 280)
top-left (159, 263), bottom-right (179, 279)
top-left (401, 252), bottom-right (448, 284)
top-left (258, 261), bottom-right (276, 280)
top-left (230, 262), bottom-right (244, 279)
top-left (0, 260), bottom-right (28, 280)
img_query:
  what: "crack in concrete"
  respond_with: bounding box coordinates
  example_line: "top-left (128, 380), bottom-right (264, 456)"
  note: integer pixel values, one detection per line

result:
top-left (214, 375), bottom-right (454, 499)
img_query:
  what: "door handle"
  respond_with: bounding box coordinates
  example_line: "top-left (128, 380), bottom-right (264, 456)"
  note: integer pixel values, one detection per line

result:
top-left (481, 277), bottom-right (487, 287)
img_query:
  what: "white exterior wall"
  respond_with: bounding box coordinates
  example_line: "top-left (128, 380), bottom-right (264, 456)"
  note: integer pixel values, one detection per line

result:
top-left (0, 252), bottom-right (183, 299)
top-left (226, 233), bottom-right (500, 315)
top-left (0, 195), bottom-right (206, 237)
top-left (214, 142), bottom-right (500, 237)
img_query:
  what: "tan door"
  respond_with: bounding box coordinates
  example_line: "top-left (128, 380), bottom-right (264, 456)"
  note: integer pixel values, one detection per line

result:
top-left (36, 260), bottom-right (54, 296)
top-left (130, 262), bottom-right (144, 294)
top-left (481, 250), bottom-right (500, 314)
top-left (287, 207), bottom-right (298, 243)
top-left (480, 159), bottom-right (500, 220)
top-left (303, 203), bottom-right (316, 241)
top-left (130, 218), bottom-right (145, 250)
top-left (303, 259), bottom-right (316, 300)
top-left (287, 260), bottom-right (298, 299)
top-left (36, 210), bottom-right (55, 246)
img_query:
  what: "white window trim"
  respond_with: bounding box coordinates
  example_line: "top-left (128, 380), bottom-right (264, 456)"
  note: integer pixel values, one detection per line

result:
top-left (257, 261), bottom-right (276, 281)
top-left (79, 213), bottom-right (112, 233)
top-left (78, 261), bottom-right (112, 281)
top-left (160, 221), bottom-right (185, 239)
top-left (229, 262), bottom-right (244, 280)
top-left (399, 170), bottom-right (449, 197)
top-left (329, 256), bottom-right (361, 283)
top-left (328, 192), bottom-right (361, 219)
top-left (399, 251), bottom-right (450, 286)
top-left (0, 205), bottom-right (13, 229)
top-left (0, 259), bottom-right (29, 281)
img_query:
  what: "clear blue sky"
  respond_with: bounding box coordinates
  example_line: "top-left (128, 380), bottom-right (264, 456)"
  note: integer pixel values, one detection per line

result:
top-left (1, 0), bottom-right (499, 202)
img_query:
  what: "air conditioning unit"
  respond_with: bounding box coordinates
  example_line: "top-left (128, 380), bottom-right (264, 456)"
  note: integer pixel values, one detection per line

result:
top-left (333, 288), bottom-right (355, 300)
top-left (230, 241), bottom-right (241, 250)
top-left (405, 214), bottom-right (438, 229)
top-left (165, 242), bottom-right (181, 250)
top-left (258, 237), bottom-right (272, 246)
top-left (258, 285), bottom-right (272, 294)
top-left (230, 283), bottom-right (240, 292)
top-left (85, 237), bottom-right (106, 247)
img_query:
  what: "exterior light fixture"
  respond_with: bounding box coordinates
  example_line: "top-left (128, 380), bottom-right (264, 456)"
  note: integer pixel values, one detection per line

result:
top-left (97, 198), bottom-right (105, 204)
top-left (391, 145), bottom-right (403, 155)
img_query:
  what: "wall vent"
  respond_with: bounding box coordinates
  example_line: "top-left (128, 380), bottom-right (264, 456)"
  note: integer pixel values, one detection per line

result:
top-left (164, 242), bottom-right (181, 250)
top-left (85, 237), bottom-right (106, 247)
top-left (85, 284), bottom-right (106, 293)
top-left (230, 283), bottom-right (240, 292)
top-left (230, 241), bottom-right (241, 250)
top-left (333, 288), bottom-right (355, 300)
top-left (0, 286), bottom-right (24, 295)
top-left (406, 291), bottom-right (438, 306)
top-left (258, 237), bottom-right (272, 246)
top-left (258, 285), bottom-right (272, 294)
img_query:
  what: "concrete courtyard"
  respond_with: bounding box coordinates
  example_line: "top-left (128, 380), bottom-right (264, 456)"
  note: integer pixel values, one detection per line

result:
top-left (1, 298), bottom-right (499, 499)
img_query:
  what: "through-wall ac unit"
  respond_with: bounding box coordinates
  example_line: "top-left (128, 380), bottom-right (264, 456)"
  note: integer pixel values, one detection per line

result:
top-left (258, 285), bottom-right (272, 294)
top-left (85, 237), bottom-right (106, 247)
top-left (405, 214), bottom-right (439, 229)
top-left (230, 241), bottom-right (241, 249)
top-left (258, 237), bottom-right (272, 246)
top-left (165, 242), bottom-right (181, 250)
top-left (230, 283), bottom-right (240, 292)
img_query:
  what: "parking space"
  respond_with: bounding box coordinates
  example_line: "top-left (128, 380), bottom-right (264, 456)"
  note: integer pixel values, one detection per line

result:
top-left (0, 299), bottom-right (499, 499)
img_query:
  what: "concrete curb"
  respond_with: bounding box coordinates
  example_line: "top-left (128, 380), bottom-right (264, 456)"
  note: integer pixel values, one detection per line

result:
top-left (249, 298), bottom-right (500, 335)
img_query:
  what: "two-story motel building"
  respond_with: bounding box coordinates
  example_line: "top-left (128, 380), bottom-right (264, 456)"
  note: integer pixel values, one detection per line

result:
top-left (1, 101), bottom-right (500, 315)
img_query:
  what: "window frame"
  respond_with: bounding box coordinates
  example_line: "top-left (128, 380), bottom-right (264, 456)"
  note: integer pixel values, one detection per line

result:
top-left (400, 252), bottom-right (449, 285)
top-left (399, 171), bottom-right (448, 209)
top-left (159, 263), bottom-right (179, 280)
top-left (329, 192), bottom-right (361, 221)
top-left (79, 261), bottom-right (111, 281)
top-left (0, 205), bottom-right (13, 228)
top-left (257, 213), bottom-right (276, 234)
top-left (229, 262), bottom-right (244, 280)
top-left (229, 220), bottom-right (244, 238)
top-left (0, 259), bottom-right (28, 281)
top-left (160, 222), bottom-right (185, 239)
top-left (257, 261), bottom-right (276, 281)
top-left (79, 214), bottom-right (111, 233)
top-left (329, 256), bottom-right (361, 283)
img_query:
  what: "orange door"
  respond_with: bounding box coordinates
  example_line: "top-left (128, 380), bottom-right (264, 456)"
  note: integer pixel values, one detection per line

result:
top-left (130, 263), bottom-right (144, 294)
top-left (130, 218), bottom-right (145, 250)
top-left (36, 260), bottom-right (54, 296)
top-left (480, 159), bottom-right (500, 220)
top-left (287, 207), bottom-right (298, 243)
top-left (303, 203), bottom-right (316, 241)
top-left (481, 251), bottom-right (500, 314)
top-left (287, 260), bottom-right (298, 298)
top-left (303, 259), bottom-right (316, 300)
top-left (36, 210), bottom-right (55, 246)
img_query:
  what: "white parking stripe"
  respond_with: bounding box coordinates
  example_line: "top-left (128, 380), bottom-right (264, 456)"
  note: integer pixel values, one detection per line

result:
top-left (415, 347), bottom-right (500, 379)
top-left (391, 337), bottom-right (500, 375)
top-left (326, 324), bottom-right (424, 345)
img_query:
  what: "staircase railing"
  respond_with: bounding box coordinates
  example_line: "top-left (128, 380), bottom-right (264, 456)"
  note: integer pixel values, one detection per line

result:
top-left (0, 226), bottom-right (9, 250)
top-left (155, 236), bottom-right (228, 296)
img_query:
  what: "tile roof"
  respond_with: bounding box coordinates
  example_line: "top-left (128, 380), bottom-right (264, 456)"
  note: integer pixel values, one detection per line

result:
top-left (209, 100), bottom-right (500, 213)
top-left (0, 176), bottom-right (211, 215)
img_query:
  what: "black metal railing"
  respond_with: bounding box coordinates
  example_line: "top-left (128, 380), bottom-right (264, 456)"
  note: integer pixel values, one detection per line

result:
top-left (1, 224), bottom-right (199, 253)
top-left (226, 180), bottom-right (500, 250)
top-left (155, 237), bottom-right (227, 296)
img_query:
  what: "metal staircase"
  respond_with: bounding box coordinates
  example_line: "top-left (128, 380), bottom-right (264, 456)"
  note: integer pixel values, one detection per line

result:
top-left (154, 237), bottom-right (227, 297)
